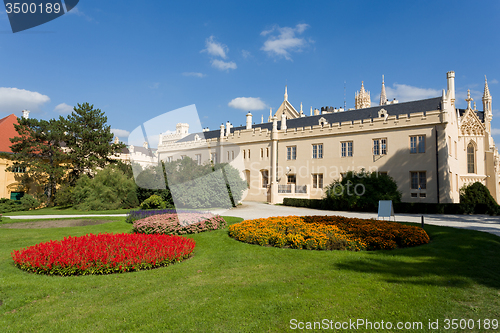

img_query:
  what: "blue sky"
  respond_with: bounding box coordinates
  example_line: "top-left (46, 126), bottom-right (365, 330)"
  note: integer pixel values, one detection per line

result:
top-left (1, 1), bottom-right (499, 146)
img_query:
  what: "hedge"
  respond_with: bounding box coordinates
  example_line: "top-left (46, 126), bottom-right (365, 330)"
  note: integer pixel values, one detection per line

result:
top-left (282, 198), bottom-right (497, 215)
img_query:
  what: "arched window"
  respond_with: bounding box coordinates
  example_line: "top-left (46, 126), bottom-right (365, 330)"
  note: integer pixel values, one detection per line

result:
top-left (467, 142), bottom-right (475, 174)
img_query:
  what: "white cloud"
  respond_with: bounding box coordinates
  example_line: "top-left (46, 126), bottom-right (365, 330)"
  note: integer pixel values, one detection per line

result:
top-left (490, 79), bottom-right (498, 84)
top-left (491, 128), bottom-right (500, 136)
top-left (211, 59), bottom-right (237, 71)
top-left (261, 23), bottom-right (311, 60)
top-left (182, 72), bottom-right (206, 78)
top-left (54, 103), bottom-right (73, 114)
top-left (241, 50), bottom-right (252, 59)
top-left (228, 97), bottom-right (267, 111)
top-left (385, 83), bottom-right (440, 103)
top-left (201, 36), bottom-right (228, 59)
top-left (67, 7), bottom-right (93, 22)
top-left (0, 87), bottom-right (50, 113)
top-left (111, 128), bottom-right (131, 138)
top-left (150, 82), bottom-right (160, 89)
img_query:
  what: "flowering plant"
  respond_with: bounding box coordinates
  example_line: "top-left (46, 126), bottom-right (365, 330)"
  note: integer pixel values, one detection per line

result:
top-left (132, 212), bottom-right (226, 235)
top-left (229, 215), bottom-right (430, 251)
top-left (11, 233), bottom-right (195, 276)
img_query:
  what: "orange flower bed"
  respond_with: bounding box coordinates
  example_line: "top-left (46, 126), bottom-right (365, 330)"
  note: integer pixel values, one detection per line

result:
top-left (228, 216), bottom-right (430, 251)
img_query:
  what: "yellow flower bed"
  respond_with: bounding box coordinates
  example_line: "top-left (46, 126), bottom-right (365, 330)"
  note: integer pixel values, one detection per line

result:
top-left (228, 215), bottom-right (430, 251)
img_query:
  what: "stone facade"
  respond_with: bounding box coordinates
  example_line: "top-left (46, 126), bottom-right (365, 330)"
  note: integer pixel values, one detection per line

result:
top-left (156, 71), bottom-right (500, 205)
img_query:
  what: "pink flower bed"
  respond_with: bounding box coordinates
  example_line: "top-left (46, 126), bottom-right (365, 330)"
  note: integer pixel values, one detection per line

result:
top-left (132, 212), bottom-right (227, 235)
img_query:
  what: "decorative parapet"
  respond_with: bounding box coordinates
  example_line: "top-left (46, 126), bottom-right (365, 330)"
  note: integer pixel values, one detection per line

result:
top-left (460, 175), bottom-right (487, 185)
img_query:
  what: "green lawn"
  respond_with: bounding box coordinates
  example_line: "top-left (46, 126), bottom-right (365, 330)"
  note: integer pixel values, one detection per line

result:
top-left (3, 207), bottom-right (132, 216)
top-left (1, 217), bottom-right (499, 332)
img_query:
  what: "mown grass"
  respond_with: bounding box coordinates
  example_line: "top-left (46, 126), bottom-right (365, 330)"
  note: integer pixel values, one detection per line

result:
top-left (3, 207), bottom-right (131, 216)
top-left (0, 217), bottom-right (499, 332)
top-left (0, 216), bottom-right (119, 224)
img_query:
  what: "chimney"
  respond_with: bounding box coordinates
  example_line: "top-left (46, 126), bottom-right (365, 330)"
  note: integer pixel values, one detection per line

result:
top-left (281, 112), bottom-right (287, 131)
top-left (220, 124), bottom-right (225, 138)
top-left (246, 112), bottom-right (252, 130)
top-left (22, 109), bottom-right (30, 119)
top-left (447, 71), bottom-right (455, 106)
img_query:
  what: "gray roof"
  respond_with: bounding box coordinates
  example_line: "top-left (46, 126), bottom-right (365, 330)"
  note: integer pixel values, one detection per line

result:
top-left (178, 97), bottom-right (444, 142)
top-left (122, 145), bottom-right (157, 156)
top-left (458, 109), bottom-right (485, 122)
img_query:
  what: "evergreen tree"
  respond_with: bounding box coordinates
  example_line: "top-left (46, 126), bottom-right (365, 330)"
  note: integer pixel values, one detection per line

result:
top-left (62, 102), bottom-right (125, 180)
top-left (7, 117), bottom-right (67, 206)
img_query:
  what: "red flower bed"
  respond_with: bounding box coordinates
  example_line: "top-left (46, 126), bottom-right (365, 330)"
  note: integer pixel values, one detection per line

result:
top-left (11, 233), bottom-right (195, 276)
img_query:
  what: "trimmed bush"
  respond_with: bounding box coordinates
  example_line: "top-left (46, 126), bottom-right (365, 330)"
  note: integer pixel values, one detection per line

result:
top-left (140, 194), bottom-right (167, 210)
top-left (0, 198), bottom-right (25, 214)
top-left (282, 198), bottom-right (324, 209)
top-left (229, 215), bottom-right (430, 251)
top-left (11, 233), bottom-right (195, 276)
top-left (133, 212), bottom-right (226, 235)
top-left (460, 182), bottom-right (499, 215)
top-left (324, 170), bottom-right (401, 212)
top-left (20, 194), bottom-right (39, 210)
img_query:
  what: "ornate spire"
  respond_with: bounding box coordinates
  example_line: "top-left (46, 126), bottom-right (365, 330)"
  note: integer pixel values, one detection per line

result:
top-left (355, 81), bottom-right (371, 109)
top-left (284, 85), bottom-right (288, 101)
top-left (483, 75), bottom-right (493, 123)
top-left (465, 89), bottom-right (473, 110)
top-left (484, 75), bottom-right (491, 99)
top-left (380, 75), bottom-right (387, 106)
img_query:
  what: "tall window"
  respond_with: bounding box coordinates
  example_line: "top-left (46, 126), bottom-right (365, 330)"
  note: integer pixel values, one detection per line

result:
top-left (261, 170), bottom-right (269, 188)
top-left (410, 171), bottom-right (426, 190)
top-left (12, 166), bottom-right (26, 173)
top-left (373, 138), bottom-right (387, 156)
top-left (341, 141), bottom-right (353, 157)
top-left (195, 154), bottom-right (202, 165)
top-left (467, 142), bottom-right (475, 173)
top-left (211, 153), bottom-right (217, 164)
top-left (287, 174), bottom-right (296, 184)
top-left (448, 136), bottom-right (452, 156)
top-left (410, 135), bottom-right (425, 153)
top-left (312, 174), bottom-right (323, 189)
top-left (312, 144), bottom-right (323, 159)
top-left (287, 146), bottom-right (296, 160)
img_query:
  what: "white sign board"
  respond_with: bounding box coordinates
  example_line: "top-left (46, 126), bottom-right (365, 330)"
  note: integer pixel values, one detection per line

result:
top-left (378, 200), bottom-right (395, 221)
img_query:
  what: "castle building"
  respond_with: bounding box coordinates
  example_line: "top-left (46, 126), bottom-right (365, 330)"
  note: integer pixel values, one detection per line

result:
top-left (154, 71), bottom-right (500, 204)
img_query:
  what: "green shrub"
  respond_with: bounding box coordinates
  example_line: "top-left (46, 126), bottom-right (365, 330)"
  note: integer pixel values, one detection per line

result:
top-left (71, 165), bottom-right (139, 211)
top-left (140, 194), bottom-right (167, 210)
top-left (324, 170), bottom-right (401, 212)
top-left (20, 194), bottom-right (39, 210)
top-left (0, 198), bottom-right (25, 214)
top-left (460, 182), bottom-right (499, 215)
top-left (54, 184), bottom-right (75, 207)
top-left (134, 163), bottom-right (174, 206)
top-left (283, 198), bottom-right (324, 209)
top-left (164, 157), bottom-right (248, 209)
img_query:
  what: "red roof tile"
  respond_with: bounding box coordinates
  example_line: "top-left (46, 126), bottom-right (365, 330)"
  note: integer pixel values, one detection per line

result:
top-left (0, 114), bottom-right (19, 153)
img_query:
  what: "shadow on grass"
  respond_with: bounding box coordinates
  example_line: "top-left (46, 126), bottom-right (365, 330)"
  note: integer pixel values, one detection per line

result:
top-left (333, 224), bottom-right (500, 290)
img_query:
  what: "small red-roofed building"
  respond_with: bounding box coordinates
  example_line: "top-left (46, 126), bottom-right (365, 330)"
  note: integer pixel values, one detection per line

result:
top-left (0, 113), bottom-right (29, 200)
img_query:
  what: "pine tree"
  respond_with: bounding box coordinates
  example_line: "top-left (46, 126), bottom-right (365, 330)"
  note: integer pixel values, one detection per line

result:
top-left (62, 103), bottom-right (125, 181)
top-left (7, 117), bottom-right (67, 206)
